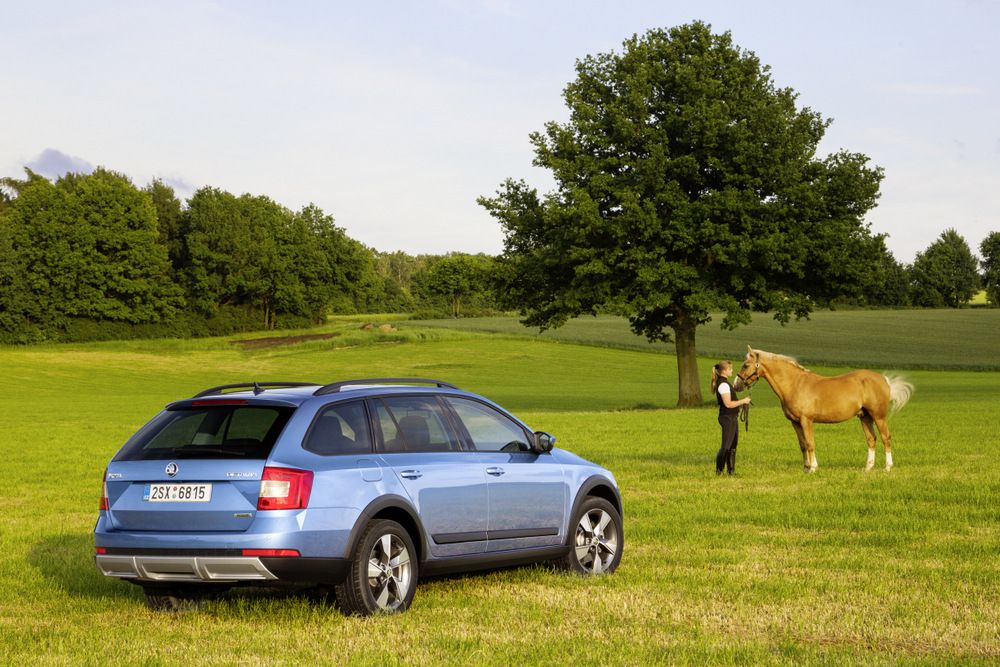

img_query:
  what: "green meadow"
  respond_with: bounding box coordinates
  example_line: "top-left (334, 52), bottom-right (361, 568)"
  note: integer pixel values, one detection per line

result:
top-left (0, 312), bottom-right (997, 665)
top-left (410, 308), bottom-right (1000, 370)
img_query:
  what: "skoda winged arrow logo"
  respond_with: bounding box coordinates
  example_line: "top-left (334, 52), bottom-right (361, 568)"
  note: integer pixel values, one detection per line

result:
top-left (165, 462), bottom-right (179, 477)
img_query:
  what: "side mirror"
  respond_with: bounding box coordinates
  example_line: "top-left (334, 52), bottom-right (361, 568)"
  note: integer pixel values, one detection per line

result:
top-left (533, 431), bottom-right (556, 453)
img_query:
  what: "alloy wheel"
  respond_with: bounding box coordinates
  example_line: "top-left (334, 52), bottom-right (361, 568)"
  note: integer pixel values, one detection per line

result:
top-left (574, 508), bottom-right (618, 573)
top-left (367, 533), bottom-right (412, 611)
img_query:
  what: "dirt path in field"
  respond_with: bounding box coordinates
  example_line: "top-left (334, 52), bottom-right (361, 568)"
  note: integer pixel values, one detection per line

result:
top-left (231, 333), bottom-right (340, 349)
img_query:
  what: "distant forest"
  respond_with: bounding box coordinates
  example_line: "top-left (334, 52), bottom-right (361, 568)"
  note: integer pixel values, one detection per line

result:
top-left (0, 168), bottom-right (996, 344)
top-left (0, 169), bottom-right (500, 343)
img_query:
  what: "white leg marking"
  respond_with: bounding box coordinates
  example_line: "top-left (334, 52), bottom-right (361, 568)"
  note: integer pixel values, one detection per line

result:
top-left (866, 449), bottom-right (876, 471)
top-left (885, 451), bottom-right (894, 471)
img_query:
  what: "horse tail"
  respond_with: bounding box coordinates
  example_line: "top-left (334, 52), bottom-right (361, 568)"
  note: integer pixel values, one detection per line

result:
top-left (885, 375), bottom-right (914, 414)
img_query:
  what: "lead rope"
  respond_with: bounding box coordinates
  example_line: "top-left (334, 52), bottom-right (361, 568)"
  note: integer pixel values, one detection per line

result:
top-left (739, 385), bottom-right (751, 432)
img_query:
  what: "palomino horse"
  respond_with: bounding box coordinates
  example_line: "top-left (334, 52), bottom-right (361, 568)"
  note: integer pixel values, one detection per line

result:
top-left (733, 346), bottom-right (913, 472)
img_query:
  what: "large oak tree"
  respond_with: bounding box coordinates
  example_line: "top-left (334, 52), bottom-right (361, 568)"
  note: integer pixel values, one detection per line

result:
top-left (480, 22), bottom-right (884, 406)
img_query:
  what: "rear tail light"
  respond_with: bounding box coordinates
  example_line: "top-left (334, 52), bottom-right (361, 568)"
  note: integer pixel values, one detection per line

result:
top-left (242, 549), bottom-right (300, 557)
top-left (95, 547), bottom-right (107, 554)
top-left (100, 468), bottom-right (109, 511)
top-left (257, 467), bottom-right (313, 510)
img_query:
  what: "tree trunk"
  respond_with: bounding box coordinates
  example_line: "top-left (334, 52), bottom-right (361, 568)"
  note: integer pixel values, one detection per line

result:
top-left (672, 316), bottom-right (702, 407)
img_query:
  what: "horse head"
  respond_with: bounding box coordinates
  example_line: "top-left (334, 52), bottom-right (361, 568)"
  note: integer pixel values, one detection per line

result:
top-left (733, 345), bottom-right (761, 391)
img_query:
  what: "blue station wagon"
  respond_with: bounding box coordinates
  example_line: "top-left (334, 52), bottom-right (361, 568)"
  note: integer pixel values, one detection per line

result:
top-left (94, 378), bottom-right (623, 615)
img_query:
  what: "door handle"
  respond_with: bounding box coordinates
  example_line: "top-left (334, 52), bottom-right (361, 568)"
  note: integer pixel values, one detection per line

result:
top-left (399, 469), bottom-right (422, 480)
top-left (486, 466), bottom-right (505, 477)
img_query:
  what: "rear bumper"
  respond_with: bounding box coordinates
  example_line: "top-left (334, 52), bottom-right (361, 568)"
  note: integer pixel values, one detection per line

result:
top-left (96, 553), bottom-right (276, 583)
top-left (95, 551), bottom-right (348, 584)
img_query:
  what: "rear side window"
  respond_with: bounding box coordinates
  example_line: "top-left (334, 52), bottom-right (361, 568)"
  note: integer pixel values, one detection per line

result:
top-left (303, 401), bottom-right (373, 456)
top-left (114, 406), bottom-right (294, 461)
top-left (374, 396), bottom-right (459, 453)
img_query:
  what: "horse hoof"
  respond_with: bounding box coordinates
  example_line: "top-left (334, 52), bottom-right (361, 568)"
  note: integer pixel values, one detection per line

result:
top-left (864, 464), bottom-right (874, 472)
top-left (884, 466), bottom-right (893, 472)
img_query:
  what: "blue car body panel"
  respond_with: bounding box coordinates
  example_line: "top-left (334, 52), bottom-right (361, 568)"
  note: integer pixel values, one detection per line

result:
top-left (380, 450), bottom-right (490, 557)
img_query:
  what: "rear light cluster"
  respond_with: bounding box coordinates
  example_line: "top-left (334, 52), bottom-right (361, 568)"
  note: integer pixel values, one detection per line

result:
top-left (100, 468), bottom-right (109, 511)
top-left (257, 467), bottom-right (313, 511)
top-left (242, 549), bottom-right (300, 557)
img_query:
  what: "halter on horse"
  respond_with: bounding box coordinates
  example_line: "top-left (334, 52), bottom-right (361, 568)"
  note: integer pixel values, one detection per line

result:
top-left (734, 346), bottom-right (913, 473)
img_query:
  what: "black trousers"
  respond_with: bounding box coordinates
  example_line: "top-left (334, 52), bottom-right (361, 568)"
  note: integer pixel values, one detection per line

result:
top-left (716, 414), bottom-right (739, 473)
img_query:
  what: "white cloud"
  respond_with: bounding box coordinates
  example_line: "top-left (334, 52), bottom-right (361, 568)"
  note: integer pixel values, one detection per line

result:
top-left (23, 149), bottom-right (95, 179)
top-left (154, 174), bottom-right (198, 200)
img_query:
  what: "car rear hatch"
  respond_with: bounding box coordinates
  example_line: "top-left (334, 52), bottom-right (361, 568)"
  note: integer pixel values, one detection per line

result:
top-left (104, 399), bottom-right (296, 532)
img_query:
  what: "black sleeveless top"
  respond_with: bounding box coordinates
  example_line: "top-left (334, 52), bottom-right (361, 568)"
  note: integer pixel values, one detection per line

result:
top-left (716, 382), bottom-right (739, 417)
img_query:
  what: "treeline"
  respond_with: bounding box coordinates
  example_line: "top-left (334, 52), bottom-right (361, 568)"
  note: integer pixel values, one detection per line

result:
top-left (0, 168), bottom-right (997, 344)
top-left (0, 169), bottom-right (498, 344)
top-left (846, 229), bottom-right (999, 308)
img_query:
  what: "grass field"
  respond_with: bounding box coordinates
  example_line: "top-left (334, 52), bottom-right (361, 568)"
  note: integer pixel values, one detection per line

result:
top-left (1, 313), bottom-right (998, 665)
top-left (409, 309), bottom-right (1000, 370)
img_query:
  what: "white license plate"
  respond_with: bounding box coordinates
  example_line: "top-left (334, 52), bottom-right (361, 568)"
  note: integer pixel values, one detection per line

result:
top-left (144, 483), bottom-right (213, 503)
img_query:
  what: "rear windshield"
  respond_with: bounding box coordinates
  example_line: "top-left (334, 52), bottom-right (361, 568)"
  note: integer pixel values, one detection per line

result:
top-left (114, 406), bottom-right (295, 461)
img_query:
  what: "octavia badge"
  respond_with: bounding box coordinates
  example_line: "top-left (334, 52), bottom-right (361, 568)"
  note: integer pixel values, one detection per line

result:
top-left (165, 462), bottom-right (179, 477)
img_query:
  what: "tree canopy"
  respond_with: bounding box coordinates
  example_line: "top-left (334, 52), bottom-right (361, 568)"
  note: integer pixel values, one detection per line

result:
top-left (0, 162), bottom-right (512, 343)
top-left (0, 171), bottom-right (391, 342)
top-left (979, 231), bottom-right (1000, 306)
top-left (0, 169), bottom-right (181, 341)
top-left (181, 188), bottom-right (380, 328)
top-left (860, 236), bottom-right (911, 307)
top-left (412, 253), bottom-right (496, 317)
top-left (909, 228), bottom-right (980, 308)
top-left (479, 22), bottom-right (884, 405)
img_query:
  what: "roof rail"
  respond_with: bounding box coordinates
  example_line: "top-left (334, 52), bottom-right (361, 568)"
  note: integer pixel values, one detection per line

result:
top-left (313, 378), bottom-right (459, 396)
top-left (193, 382), bottom-right (318, 398)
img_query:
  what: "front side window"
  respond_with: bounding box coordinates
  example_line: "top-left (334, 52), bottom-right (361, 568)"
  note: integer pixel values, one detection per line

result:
top-left (375, 396), bottom-right (459, 453)
top-left (303, 401), bottom-right (372, 455)
top-left (444, 397), bottom-right (531, 452)
top-left (115, 406), bottom-right (294, 461)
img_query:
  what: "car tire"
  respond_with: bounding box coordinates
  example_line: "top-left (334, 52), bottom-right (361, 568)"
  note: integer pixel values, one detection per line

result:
top-left (335, 519), bottom-right (418, 616)
top-left (555, 496), bottom-right (623, 575)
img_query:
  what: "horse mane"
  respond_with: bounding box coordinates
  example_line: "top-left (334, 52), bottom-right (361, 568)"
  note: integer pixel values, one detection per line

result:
top-left (756, 349), bottom-right (810, 373)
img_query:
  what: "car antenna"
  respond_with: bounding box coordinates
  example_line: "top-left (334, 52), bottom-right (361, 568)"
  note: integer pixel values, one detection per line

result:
top-left (253, 381), bottom-right (264, 395)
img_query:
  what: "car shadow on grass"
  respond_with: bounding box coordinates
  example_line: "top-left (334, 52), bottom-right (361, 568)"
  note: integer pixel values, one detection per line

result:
top-left (28, 532), bottom-right (127, 600)
top-left (27, 533), bottom-right (570, 613)
top-left (27, 533), bottom-right (318, 609)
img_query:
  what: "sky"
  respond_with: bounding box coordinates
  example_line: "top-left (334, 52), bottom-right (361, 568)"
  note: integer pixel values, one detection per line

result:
top-left (2, 1), bottom-right (997, 263)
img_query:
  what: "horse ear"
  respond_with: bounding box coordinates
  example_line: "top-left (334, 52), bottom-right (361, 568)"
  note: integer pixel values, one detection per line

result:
top-left (746, 344), bottom-right (753, 355)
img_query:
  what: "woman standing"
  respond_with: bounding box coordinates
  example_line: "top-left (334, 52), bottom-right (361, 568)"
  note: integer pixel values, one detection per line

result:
top-left (712, 360), bottom-right (751, 475)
